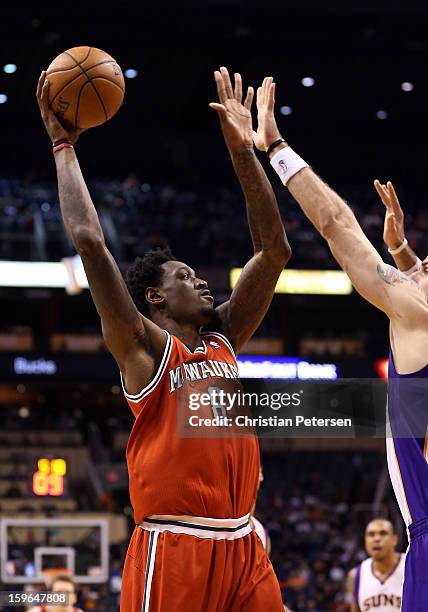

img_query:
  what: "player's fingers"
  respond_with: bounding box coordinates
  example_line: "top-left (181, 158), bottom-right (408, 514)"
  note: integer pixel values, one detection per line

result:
top-left (263, 77), bottom-right (273, 105)
top-left (268, 82), bottom-right (276, 111)
top-left (209, 102), bottom-right (228, 122)
top-left (214, 71), bottom-right (227, 105)
top-left (36, 71), bottom-right (46, 104)
top-left (40, 79), bottom-right (51, 114)
top-left (220, 66), bottom-right (234, 99)
top-left (234, 73), bottom-right (242, 103)
top-left (256, 86), bottom-right (262, 110)
top-left (261, 76), bottom-right (268, 105)
top-left (244, 86), bottom-right (254, 110)
top-left (374, 179), bottom-right (390, 208)
top-left (387, 181), bottom-right (403, 216)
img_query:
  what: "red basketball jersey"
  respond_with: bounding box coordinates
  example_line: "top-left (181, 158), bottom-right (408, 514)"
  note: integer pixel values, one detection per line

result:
top-left (121, 331), bottom-right (260, 524)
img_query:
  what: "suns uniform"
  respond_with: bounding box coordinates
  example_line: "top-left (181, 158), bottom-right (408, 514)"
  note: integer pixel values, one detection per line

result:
top-left (354, 554), bottom-right (404, 611)
top-left (386, 353), bottom-right (428, 611)
top-left (120, 330), bottom-right (283, 612)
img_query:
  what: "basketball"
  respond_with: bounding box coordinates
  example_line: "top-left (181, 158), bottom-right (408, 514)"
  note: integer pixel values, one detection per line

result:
top-left (46, 46), bottom-right (125, 130)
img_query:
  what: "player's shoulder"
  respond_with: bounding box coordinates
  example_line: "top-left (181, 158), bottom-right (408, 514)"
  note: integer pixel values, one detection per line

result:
top-left (200, 330), bottom-right (236, 357)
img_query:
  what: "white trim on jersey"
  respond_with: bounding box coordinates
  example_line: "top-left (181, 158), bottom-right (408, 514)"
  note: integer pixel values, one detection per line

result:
top-left (120, 331), bottom-right (173, 403)
top-left (201, 331), bottom-right (237, 361)
top-left (141, 530), bottom-right (158, 612)
top-left (386, 410), bottom-right (412, 526)
top-left (182, 339), bottom-right (207, 355)
top-left (139, 513), bottom-right (252, 540)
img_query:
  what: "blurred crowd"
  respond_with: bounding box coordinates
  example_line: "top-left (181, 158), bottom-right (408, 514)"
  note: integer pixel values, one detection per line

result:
top-left (1, 174), bottom-right (427, 266)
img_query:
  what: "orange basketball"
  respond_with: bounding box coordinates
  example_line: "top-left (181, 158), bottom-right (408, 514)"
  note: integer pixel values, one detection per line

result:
top-left (46, 46), bottom-right (125, 130)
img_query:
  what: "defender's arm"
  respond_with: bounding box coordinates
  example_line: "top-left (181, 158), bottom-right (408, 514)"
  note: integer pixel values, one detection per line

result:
top-left (374, 179), bottom-right (421, 274)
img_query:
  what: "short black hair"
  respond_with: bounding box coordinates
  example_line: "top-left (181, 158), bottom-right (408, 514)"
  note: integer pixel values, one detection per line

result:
top-left (126, 247), bottom-right (177, 317)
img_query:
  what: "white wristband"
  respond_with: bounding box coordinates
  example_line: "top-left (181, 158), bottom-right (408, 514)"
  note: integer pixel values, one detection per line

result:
top-left (270, 146), bottom-right (309, 186)
top-left (388, 238), bottom-right (408, 255)
top-left (403, 257), bottom-right (422, 275)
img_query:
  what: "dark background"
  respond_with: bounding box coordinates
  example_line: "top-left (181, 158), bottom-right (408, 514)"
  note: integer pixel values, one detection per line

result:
top-left (1, 0), bottom-right (428, 187)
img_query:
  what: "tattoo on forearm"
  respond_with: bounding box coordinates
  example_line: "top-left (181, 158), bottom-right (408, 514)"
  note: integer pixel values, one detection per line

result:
top-left (376, 264), bottom-right (414, 286)
top-left (231, 149), bottom-right (284, 252)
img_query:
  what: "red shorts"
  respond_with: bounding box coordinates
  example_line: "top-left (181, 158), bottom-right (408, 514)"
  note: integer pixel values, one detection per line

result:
top-left (120, 514), bottom-right (283, 612)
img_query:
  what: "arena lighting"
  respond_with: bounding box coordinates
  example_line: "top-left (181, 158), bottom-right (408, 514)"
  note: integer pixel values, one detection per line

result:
top-left (301, 77), bottom-right (315, 87)
top-left (0, 258), bottom-right (89, 291)
top-left (375, 357), bottom-right (388, 380)
top-left (376, 110), bottom-right (388, 120)
top-left (280, 105), bottom-right (293, 115)
top-left (401, 82), bottom-right (414, 92)
top-left (230, 268), bottom-right (352, 295)
top-left (3, 64), bottom-right (17, 74)
top-left (237, 356), bottom-right (338, 379)
top-left (0, 94), bottom-right (8, 104)
top-left (124, 68), bottom-right (138, 78)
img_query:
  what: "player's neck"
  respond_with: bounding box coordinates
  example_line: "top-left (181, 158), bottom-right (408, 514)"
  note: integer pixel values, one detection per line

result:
top-left (372, 551), bottom-right (400, 577)
top-left (161, 320), bottom-right (202, 351)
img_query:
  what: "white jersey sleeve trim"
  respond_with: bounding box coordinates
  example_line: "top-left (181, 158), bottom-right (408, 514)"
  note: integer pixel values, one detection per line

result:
top-left (201, 331), bottom-right (237, 361)
top-left (120, 331), bottom-right (172, 403)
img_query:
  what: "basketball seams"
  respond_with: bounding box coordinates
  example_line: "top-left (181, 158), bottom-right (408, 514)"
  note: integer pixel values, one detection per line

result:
top-left (89, 76), bottom-right (125, 94)
top-left (88, 80), bottom-right (108, 122)
top-left (74, 80), bottom-right (88, 130)
top-left (47, 47), bottom-right (124, 127)
top-left (64, 47), bottom-right (92, 67)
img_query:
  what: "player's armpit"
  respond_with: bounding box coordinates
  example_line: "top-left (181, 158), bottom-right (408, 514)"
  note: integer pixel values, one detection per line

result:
top-left (215, 249), bottom-right (286, 352)
top-left (77, 239), bottom-right (167, 389)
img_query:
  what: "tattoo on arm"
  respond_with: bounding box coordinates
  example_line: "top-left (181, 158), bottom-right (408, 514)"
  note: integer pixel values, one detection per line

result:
top-left (376, 264), bottom-right (415, 286)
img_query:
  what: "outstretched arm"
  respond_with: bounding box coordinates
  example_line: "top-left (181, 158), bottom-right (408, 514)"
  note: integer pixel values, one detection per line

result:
top-left (210, 67), bottom-right (291, 351)
top-left (374, 179), bottom-right (421, 273)
top-left (254, 78), bottom-right (419, 318)
top-left (36, 72), bottom-right (165, 392)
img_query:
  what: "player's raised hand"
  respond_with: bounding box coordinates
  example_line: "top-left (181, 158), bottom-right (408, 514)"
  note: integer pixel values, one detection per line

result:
top-left (253, 77), bottom-right (283, 153)
top-left (36, 71), bottom-right (84, 145)
top-left (210, 67), bottom-right (254, 152)
top-left (374, 180), bottom-right (405, 250)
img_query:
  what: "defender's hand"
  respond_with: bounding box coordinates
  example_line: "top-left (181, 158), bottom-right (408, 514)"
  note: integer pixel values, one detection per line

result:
top-left (36, 71), bottom-right (85, 145)
top-left (210, 67), bottom-right (254, 152)
top-left (374, 180), bottom-right (405, 250)
top-left (253, 76), bottom-right (282, 153)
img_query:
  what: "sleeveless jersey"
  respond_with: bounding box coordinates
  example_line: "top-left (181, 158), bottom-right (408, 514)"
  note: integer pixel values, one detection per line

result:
top-left (121, 331), bottom-right (260, 524)
top-left (355, 554), bottom-right (404, 611)
top-left (386, 352), bottom-right (428, 526)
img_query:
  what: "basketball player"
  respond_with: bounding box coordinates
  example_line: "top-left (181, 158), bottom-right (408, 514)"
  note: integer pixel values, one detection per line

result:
top-left (37, 66), bottom-right (289, 611)
top-left (27, 575), bottom-right (83, 612)
top-left (253, 75), bottom-right (428, 612)
top-left (346, 519), bottom-right (404, 611)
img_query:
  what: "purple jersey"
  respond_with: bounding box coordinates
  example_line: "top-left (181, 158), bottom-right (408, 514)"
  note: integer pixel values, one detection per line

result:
top-left (387, 352), bottom-right (428, 612)
top-left (387, 353), bottom-right (428, 526)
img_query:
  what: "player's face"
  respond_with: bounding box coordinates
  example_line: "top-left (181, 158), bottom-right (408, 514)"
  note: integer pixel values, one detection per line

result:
top-left (159, 261), bottom-right (214, 324)
top-left (364, 520), bottom-right (397, 560)
top-left (52, 579), bottom-right (77, 608)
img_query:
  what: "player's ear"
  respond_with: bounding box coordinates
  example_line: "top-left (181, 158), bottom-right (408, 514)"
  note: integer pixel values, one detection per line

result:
top-left (392, 534), bottom-right (398, 547)
top-left (146, 287), bottom-right (165, 308)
